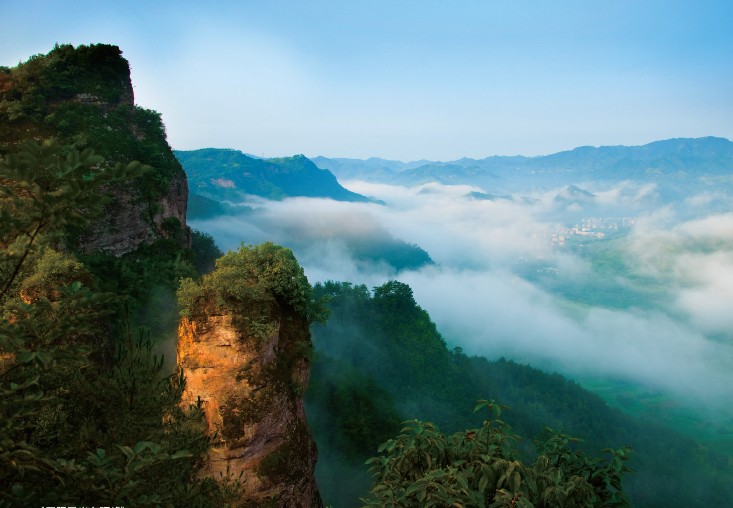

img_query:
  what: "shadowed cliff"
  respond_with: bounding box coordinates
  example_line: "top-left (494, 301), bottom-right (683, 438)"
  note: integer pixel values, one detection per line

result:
top-left (0, 44), bottom-right (321, 506)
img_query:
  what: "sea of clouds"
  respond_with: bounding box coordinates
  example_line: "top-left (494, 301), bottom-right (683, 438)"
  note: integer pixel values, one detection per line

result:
top-left (191, 179), bottom-right (733, 415)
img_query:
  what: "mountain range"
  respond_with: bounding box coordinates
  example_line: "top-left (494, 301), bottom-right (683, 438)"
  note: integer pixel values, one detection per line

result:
top-left (178, 138), bottom-right (732, 210)
top-left (314, 137), bottom-right (733, 191)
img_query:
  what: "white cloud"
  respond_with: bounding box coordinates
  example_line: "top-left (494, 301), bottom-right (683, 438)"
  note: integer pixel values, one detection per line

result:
top-left (194, 181), bottom-right (733, 411)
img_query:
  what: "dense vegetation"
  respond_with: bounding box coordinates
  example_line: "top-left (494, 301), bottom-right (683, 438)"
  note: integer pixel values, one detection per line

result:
top-left (0, 45), bottom-right (233, 506)
top-left (5, 42), bottom-right (730, 508)
top-left (306, 280), bottom-right (733, 507)
top-left (178, 241), bottom-right (314, 321)
top-left (0, 140), bottom-right (239, 506)
top-left (342, 236), bottom-right (433, 272)
top-left (175, 148), bottom-right (370, 202)
top-left (364, 401), bottom-right (630, 507)
top-left (0, 44), bottom-right (184, 201)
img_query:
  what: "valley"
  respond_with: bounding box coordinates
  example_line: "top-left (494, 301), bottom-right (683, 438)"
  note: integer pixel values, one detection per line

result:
top-left (186, 139), bottom-right (733, 507)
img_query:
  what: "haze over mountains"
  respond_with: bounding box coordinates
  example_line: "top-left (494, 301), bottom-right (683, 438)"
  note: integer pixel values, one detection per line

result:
top-left (187, 135), bottom-right (733, 506)
top-left (314, 136), bottom-right (733, 193)
top-left (191, 135), bottom-right (733, 425)
top-left (5, 37), bottom-right (732, 508)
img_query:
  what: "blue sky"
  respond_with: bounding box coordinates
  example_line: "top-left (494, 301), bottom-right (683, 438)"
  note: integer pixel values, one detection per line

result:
top-left (1, 0), bottom-right (731, 160)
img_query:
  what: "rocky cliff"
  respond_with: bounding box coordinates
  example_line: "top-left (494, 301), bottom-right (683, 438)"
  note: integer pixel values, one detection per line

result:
top-left (177, 243), bottom-right (322, 507)
top-left (0, 43), bottom-right (189, 255)
top-left (2, 44), bottom-right (321, 504)
top-left (78, 168), bottom-right (189, 255)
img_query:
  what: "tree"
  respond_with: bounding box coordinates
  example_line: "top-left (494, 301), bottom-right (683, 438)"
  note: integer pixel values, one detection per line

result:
top-left (178, 241), bottom-right (316, 320)
top-left (0, 138), bottom-right (147, 300)
top-left (364, 400), bottom-right (631, 508)
top-left (190, 229), bottom-right (222, 274)
top-left (0, 140), bottom-right (235, 506)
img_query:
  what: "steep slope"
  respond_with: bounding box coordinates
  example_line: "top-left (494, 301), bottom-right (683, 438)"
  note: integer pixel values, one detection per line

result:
top-left (306, 280), bottom-right (733, 508)
top-left (0, 43), bottom-right (189, 255)
top-left (176, 148), bottom-right (370, 202)
top-left (1, 44), bottom-right (321, 506)
top-left (177, 243), bottom-right (322, 507)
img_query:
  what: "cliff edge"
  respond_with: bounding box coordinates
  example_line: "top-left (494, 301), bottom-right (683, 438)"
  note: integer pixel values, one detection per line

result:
top-left (0, 43), bottom-right (188, 254)
top-left (177, 243), bottom-right (322, 507)
top-left (1, 44), bottom-right (321, 505)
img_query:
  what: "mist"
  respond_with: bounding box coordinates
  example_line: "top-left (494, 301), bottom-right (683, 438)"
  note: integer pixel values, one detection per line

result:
top-left (191, 178), bottom-right (733, 417)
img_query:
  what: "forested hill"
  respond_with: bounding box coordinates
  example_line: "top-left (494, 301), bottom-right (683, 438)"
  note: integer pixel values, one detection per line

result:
top-left (176, 147), bottom-right (371, 202)
top-left (0, 43), bottom-right (185, 193)
top-left (0, 43), bottom-right (246, 505)
top-left (0, 42), bottom-right (189, 255)
top-left (1, 42), bottom-right (326, 506)
top-left (305, 280), bottom-right (733, 508)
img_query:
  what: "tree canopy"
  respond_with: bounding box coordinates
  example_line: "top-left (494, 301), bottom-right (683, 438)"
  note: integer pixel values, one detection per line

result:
top-left (364, 401), bottom-right (631, 507)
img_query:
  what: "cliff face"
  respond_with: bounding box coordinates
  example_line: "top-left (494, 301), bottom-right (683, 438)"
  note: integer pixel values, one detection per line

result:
top-left (178, 301), bottom-right (321, 506)
top-left (78, 169), bottom-right (189, 255)
top-left (0, 43), bottom-right (189, 255)
top-left (2, 44), bottom-right (321, 504)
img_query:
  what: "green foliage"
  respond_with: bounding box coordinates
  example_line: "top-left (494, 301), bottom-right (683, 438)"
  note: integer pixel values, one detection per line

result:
top-left (10, 43), bottom-right (130, 107)
top-left (190, 229), bottom-right (223, 274)
top-left (308, 280), bottom-right (733, 507)
top-left (308, 355), bottom-right (402, 460)
top-left (0, 139), bottom-right (235, 506)
top-left (0, 264), bottom-right (208, 505)
top-left (310, 280), bottom-right (463, 417)
top-left (363, 401), bottom-right (631, 508)
top-left (0, 138), bottom-right (147, 300)
top-left (178, 242), bottom-right (314, 320)
top-left (17, 248), bottom-right (93, 303)
top-left (176, 148), bottom-right (370, 202)
top-left (349, 238), bottom-right (434, 271)
top-left (0, 47), bottom-right (245, 505)
top-left (0, 43), bottom-right (185, 205)
top-left (79, 237), bottom-right (198, 339)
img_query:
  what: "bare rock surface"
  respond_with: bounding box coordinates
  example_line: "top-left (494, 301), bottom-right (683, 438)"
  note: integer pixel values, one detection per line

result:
top-left (178, 304), bottom-right (321, 507)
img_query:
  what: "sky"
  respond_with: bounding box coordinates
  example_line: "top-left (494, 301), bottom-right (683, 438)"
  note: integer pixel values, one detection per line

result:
top-left (1, 0), bottom-right (732, 160)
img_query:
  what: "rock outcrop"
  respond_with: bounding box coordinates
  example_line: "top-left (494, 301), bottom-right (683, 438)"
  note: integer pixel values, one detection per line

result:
top-left (2, 44), bottom-right (322, 504)
top-left (78, 169), bottom-right (189, 255)
top-left (177, 245), bottom-right (322, 507)
top-left (0, 43), bottom-right (190, 256)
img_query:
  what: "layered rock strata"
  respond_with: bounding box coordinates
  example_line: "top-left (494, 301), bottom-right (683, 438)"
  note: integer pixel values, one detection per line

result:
top-left (178, 304), bottom-right (321, 507)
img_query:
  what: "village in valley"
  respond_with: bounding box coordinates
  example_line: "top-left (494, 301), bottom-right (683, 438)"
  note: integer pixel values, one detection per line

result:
top-left (552, 217), bottom-right (637, 246)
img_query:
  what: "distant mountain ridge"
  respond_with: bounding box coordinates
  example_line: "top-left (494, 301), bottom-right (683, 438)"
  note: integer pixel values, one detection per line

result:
top-left (313, 137), bottom-right (733, 189)
top-left (176, 148), bottom-right (370, 202)
top-left (309, 156), bottom-right (431, 181)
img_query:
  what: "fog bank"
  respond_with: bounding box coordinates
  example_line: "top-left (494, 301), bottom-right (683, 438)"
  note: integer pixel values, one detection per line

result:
top-left (191, 179), bottom-right (733, 413)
